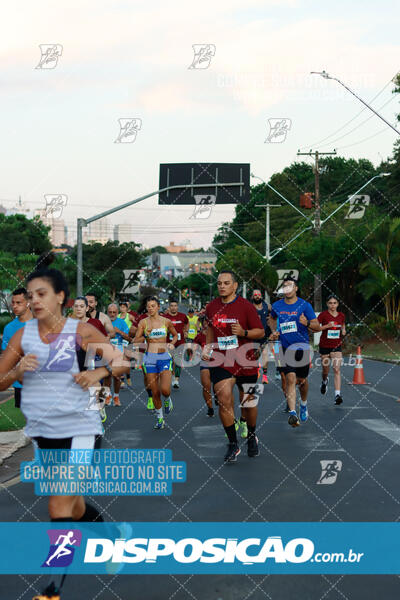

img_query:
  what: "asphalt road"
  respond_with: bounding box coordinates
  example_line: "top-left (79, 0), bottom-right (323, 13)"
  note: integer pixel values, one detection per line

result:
top-left (0, 357), bottom-right (399, 599)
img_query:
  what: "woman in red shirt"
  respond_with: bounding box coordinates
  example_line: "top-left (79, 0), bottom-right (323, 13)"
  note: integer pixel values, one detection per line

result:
top-left (317, 295), bottom-right (346, 405)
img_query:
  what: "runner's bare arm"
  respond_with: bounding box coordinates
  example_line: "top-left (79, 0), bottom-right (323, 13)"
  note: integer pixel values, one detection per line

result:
top-left (300, 314), bottom-right (321, 331)
top-left (129, 324), bottom-right (137, 339)
top-left (202, 319), bottom-right (214, 360)
top-left (101, 313), bottom-right (116, 338)
top-left (133, 320), bottom-right (145, 344)
top-left (75, 322), bottom-right (129, 385)
top-left (268, 315), bottom-right (277, 331)
top-left (308, 318), bottom-right (322, 331)
top-left (113, 326), bottom-right (131, 342)
top-left (0, 328), bottom-right (38, 390)
top-left (231, 322), bottom-right (265, 339)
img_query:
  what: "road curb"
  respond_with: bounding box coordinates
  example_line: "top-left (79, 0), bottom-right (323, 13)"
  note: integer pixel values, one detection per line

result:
top-left (362, 355), bottom-right (400, 365)
top-left (0, 429), bottom-right (30, 466)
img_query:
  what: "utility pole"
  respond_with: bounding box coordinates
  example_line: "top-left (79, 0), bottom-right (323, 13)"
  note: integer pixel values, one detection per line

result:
top-left (255, 203), bottom-right (282, 260)
top-left (297, 149), bottom-right (336, 311)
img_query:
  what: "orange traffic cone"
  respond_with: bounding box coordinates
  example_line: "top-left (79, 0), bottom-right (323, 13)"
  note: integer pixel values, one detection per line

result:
top-left (351, 346), bottom-right (367, 384)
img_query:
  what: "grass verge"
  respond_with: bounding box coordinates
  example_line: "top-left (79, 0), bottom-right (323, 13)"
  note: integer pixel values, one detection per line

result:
top-left (0, 396), bottom-right (26, 431)
top-left (347, 340), bottom-right (400, 362)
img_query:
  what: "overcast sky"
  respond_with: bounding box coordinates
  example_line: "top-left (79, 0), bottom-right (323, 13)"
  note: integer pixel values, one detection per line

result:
top-left (1, 0), bottom-right (399, 249)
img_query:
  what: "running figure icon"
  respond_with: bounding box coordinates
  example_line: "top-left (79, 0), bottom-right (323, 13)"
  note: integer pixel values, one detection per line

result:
top-left (317, 460), bottom-right (343, 485)
top-left (46, 531), bottom-right (77, 566)
top-left (44, 335), bottom-right (75, 371)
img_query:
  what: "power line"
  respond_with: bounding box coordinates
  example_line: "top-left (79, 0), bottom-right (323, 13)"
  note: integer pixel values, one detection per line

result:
top-left (318, 95), bottom-right (397, 149)
top-left (336, 119), bottom-right (399, 150)
top-left (298, 76), bottom-right (397, 150)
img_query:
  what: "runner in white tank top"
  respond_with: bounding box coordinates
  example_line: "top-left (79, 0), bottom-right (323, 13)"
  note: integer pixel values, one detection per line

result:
top-left (0, 255), bottom-right (129, 520)
top-left (0, 254), bottom-right (130, 599)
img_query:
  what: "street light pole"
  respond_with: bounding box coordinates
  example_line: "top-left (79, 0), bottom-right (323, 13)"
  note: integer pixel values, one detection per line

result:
top-left (255, 203), bottom-right (282, 260)
top-left (321, 173), bottom-right (391, 225)
top-left (76, 181), bottom-right (245, 296)
top-left (311, 71), bottom-right (400, 136)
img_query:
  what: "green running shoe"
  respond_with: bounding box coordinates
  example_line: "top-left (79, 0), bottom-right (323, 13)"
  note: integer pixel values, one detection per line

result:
top-left (154, 417), bottom-right (165, 430)
top-left (239, 420), bottom-right (248, 439)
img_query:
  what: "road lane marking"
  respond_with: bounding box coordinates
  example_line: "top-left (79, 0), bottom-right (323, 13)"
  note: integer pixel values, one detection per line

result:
top-left (356, 419), bottom-right (400, 445)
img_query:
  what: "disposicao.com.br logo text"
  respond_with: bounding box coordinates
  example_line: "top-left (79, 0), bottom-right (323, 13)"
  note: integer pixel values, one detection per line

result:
top-left (83, 536), bottom-right (363, 565)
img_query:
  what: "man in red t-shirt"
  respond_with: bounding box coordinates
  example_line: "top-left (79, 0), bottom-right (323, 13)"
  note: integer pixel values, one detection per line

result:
top-left (203, 271), bottom-right (264, 463)
top-left (317, 295), bottom-right (346, 405)
top-left (162, 299), bottom-right (188, 389)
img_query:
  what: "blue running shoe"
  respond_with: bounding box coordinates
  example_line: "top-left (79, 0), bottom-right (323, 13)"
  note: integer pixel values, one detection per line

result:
top-left (300, 403), bottom-right (308, 423)
top-left (288, 410), bottom-right (300, 427)
top-left (154, 417), bottom-right (165, 430)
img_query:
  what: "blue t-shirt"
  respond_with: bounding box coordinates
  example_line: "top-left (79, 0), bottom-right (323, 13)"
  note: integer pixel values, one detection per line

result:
top-left (1, 317), bottom-right (28, 388)
top-left (271, 298), bottom-right (316, 349)
top-left (110, 317), bottom-right (129, 346)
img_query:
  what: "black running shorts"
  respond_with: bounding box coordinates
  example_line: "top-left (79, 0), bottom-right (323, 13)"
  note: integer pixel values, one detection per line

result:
top-left (280, 347), bottom-right (310, 379)
top-left (209, 366), bottom-right (235, 385)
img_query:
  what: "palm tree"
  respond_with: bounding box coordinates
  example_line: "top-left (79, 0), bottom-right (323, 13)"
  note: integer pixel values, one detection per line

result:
top-left (359, 218), bottom-right (400, 322)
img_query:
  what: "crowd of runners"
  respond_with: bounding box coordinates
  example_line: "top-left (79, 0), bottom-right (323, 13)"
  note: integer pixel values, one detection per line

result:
top-left (0, 254), bottom-right (347, 598)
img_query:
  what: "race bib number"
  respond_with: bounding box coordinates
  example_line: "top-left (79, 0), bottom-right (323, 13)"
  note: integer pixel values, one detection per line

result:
top-left (217, 335), bottom-right (239, 350)
top-left (170, 333), bottom-right (181, 341)
top-left (150, 328), bottom-right (166, 338)
top-left (280, 320), bottom-right (298, 334)
top-left (188, 328), bottom-right (196, 336)
top-left (327, 329), bottom-right (340, 339)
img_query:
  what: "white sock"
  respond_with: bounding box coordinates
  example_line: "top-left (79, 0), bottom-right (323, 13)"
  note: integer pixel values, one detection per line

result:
top-left (113, 394), bottom-right (119, 399)
top-left (335, 390), bottom-right (340, 397)
top-left (300, 400), bottom-right (307, 407)
top-left (156, 407), bottom-right (163, 419)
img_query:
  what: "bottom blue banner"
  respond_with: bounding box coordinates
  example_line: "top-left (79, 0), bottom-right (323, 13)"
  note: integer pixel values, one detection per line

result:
top-left (0, 522), bottom-right (398, 574)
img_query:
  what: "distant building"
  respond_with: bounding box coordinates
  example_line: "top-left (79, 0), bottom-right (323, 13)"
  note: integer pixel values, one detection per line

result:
top-left (114, 224), bottom-right (133, 244)
top-left (35, 209), bottom-right (66, 246)
top-left (6, 197), bottom-right (34, 220)
top-left (165, 240), bottom-right (193, 253)
top-left (87, 217), bottom-right (113, 244)
top-left (151, 251), bottom-right (217, 279)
